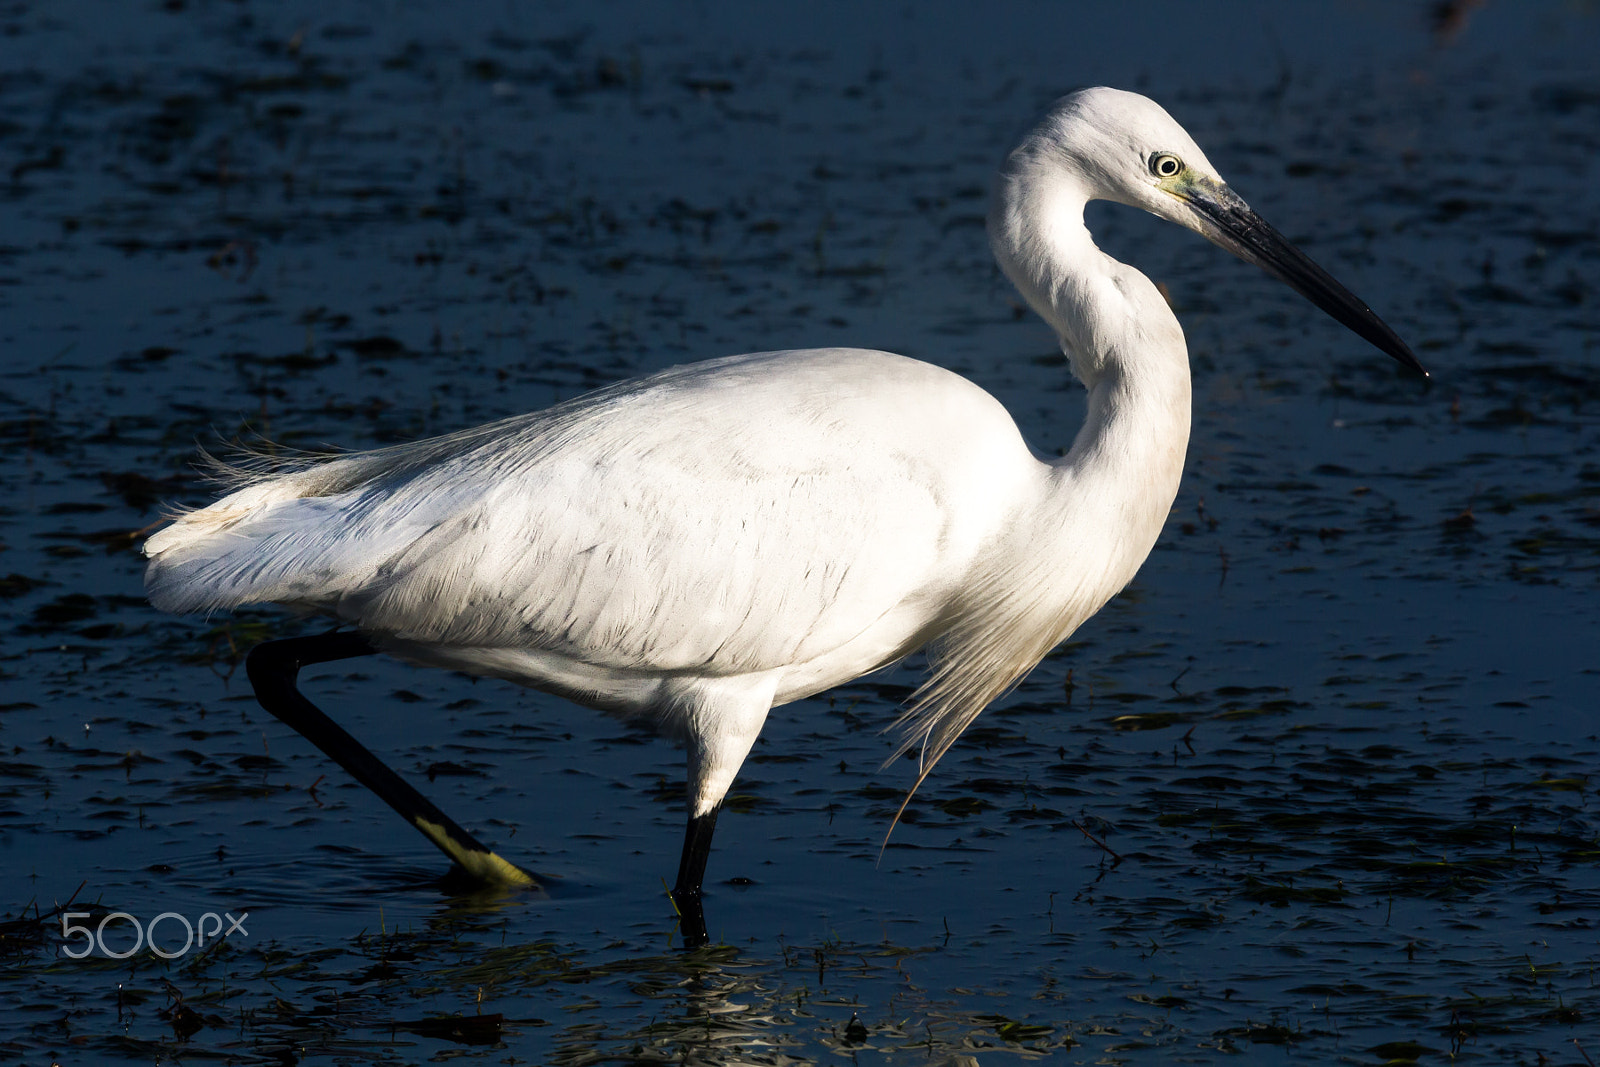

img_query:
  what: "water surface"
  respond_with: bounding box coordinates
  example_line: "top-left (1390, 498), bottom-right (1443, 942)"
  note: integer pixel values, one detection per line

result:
top-left (2, 1), bottom-right (1598, 1062)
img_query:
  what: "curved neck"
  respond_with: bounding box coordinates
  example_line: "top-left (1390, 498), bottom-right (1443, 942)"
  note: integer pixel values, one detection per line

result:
top-left (1058, 358), bottom-right (1191, 590)
top-left (990, 166), bottom-right (1188, 381)
top-left (990, 165), bottom-right (1193, 590)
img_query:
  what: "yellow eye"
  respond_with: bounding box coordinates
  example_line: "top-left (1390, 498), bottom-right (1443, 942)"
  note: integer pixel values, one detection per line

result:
top-left (1149, 153), bottom-right (1183, 179)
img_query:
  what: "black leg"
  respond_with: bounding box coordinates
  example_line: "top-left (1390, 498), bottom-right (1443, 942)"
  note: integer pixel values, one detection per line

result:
top-left (245, 632), bottom-right (537, 888)
top-left (670, 807), bottom-right (720, 948)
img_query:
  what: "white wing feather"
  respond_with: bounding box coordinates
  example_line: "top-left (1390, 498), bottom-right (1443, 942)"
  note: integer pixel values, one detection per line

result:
top-left (146, 350), bottom-right (1040, 705)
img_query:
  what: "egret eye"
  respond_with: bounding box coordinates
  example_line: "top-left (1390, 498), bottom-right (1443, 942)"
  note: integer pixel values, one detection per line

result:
top-left (1149, 153), bottom-right (1183, 179)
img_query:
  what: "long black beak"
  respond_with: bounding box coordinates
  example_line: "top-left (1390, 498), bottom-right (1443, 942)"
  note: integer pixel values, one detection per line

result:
top-left (1182, 179), bottom-right (1427, 377)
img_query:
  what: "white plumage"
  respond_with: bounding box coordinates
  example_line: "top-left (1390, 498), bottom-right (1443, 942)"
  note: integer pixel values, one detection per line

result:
top-left (145, 88), bottom-right (1418, 901)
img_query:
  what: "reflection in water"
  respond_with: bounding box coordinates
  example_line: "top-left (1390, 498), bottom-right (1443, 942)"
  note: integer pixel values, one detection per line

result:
top-left (9, 834), bottom-right (1594, 1063)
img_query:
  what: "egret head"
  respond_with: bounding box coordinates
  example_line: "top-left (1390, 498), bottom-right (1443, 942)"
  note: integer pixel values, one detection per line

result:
top-left (994, 87), bottom-right (1425, 375)
top-left (1008, 87), bottom-right (1226, 219)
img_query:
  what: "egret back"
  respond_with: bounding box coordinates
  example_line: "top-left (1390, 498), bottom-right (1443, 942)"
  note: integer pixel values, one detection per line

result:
top-left (145, 349), bottom-right (1043, 701)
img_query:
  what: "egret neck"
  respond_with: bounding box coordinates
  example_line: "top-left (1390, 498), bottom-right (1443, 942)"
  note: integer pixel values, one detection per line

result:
top-left (992, 153), bottom-right (1192, 614)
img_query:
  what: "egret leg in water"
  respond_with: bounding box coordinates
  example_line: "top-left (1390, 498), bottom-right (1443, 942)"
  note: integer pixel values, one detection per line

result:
top-left (144, 87), bottom-right (1424, 947)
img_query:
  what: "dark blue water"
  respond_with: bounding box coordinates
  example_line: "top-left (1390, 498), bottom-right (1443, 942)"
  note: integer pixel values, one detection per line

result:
top-left (3, 1), bottom-right (1598, 1062)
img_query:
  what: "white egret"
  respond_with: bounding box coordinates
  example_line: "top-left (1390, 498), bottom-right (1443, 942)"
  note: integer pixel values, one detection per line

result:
top-left (144, 87), bottom-right (1423, 946)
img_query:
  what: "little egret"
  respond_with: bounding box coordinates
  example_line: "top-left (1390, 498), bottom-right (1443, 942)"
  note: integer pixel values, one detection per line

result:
top-left (144, 87), bottom-right (1423, 946)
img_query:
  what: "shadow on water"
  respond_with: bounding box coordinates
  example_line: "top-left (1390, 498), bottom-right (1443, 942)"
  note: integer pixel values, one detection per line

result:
top-left (2, 0), bottom-right (1599, 1062)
